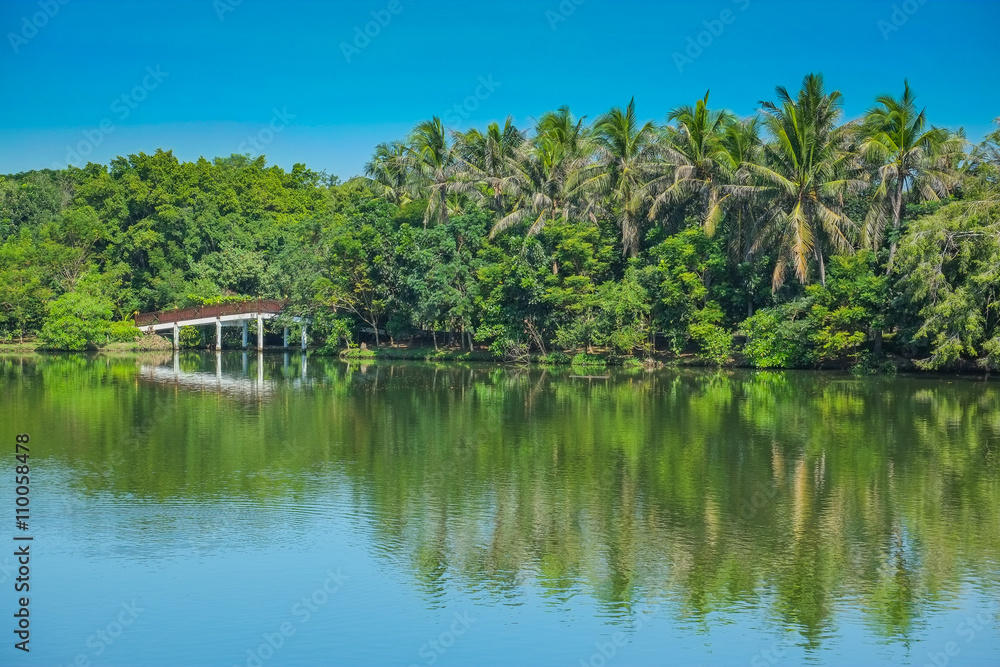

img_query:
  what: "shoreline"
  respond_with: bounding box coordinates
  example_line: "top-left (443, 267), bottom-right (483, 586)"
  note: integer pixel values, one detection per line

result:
top-left (2, 343), bottom-right (996, 381)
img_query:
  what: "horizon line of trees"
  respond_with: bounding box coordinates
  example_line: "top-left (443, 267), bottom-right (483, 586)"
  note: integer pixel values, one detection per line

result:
top-left (366, 74), bottom-right (969, 285)
top-left (2, 73), bottom-right (999, 369)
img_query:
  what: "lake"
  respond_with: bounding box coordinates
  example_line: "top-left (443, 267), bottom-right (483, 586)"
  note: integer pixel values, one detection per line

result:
top-left (2, 352), bottom-right (998, 666)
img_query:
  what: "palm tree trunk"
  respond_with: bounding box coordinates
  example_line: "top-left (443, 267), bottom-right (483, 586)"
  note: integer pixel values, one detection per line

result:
top-left (885, 176), bottom-right (906, 275)
top-left (623, 213), bottom-right (639, 258)
top-left (743, 211), bottom-right (755, 317)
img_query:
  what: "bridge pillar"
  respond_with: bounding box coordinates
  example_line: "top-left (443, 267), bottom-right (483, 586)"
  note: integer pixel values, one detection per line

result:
top-left (301, 323), bottom-right (308, 351)
top-left (257, 315), bottom-right (264, 349)
top-left (172, 323), bottom-right (179, 350)
top-left (283, 327), bottom-right (289, 349)
top-left (215, 318), bottom-right (222, 351)
top-left (241, 320), bottom-right (248, 349)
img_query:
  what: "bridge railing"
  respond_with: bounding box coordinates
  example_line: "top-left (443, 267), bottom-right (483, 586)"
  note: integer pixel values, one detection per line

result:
top-left (135, 299), bottom-right (287, 327)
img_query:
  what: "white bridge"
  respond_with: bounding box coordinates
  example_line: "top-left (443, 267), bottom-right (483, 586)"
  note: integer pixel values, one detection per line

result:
top-left (135, 299), bottom-right (309, 350)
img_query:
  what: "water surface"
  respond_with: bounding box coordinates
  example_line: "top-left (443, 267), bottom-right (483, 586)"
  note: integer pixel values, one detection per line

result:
top-left (2, 353), bottom-right (999, 666)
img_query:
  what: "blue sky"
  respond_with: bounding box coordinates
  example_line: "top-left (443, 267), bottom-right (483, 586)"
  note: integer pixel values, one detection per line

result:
top-left (1, 0), bottom-right (998, 178)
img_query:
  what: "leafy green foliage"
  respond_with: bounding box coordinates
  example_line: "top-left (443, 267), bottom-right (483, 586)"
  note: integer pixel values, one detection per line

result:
top-left (312, 311), bottom-right (354, 353)
top-left (179, 326), bottom-right (203, 349)
top-left (648, 227), bottom-right (727, 353)
top-left (806, 252), bottom-right (887, 364)
top-left (570, 353), bottom-right (606, 368)
top-left (108, 320), bottom-right (141, 343)
top-left (740, 301), bottom-right (813, 368)
top-left (894, 200), bottom-right (1000, 370)
top-left (688, 303), bottom-right (732, 365)
top-left (740, 253), bottom-right (887, 368)
top-left (187, 294), bottom-right (255, 306)
top-left (595, 268), bottom-right (653, 354)
top-left (38, 291), bottom-right (113, 350)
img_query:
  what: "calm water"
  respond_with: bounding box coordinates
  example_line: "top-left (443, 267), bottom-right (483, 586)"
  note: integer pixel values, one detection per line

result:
top-left (2, 353), bottom-right (999, 666)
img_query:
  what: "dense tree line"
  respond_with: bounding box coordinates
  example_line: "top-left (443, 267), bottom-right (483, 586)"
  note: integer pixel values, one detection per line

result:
top-left (2, 73), bottom-right (998, 369)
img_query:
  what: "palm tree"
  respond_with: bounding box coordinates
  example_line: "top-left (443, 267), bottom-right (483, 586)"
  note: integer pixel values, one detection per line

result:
top-left (715, 116), bottom-right (764, 263)
top-left (859, 81), bottom-right (966, 273)
top-left (968, 117), bottom-right (1000, 207)
top-left (972, 117), bottom-right (1000, 170)
top-left (363, 141), bottom-right (411, 204)
top-left (406, 117), bottom-right (459, 226)
top-left (452, 117), bottom-right (524, 214)
top-left (489, 107), bottom-right (592, 238)
top-left (581, 98), bottom-right (663, 257)
top-left (747, 73), bottom-right (864, 288)
top-left (651, 92), bottom-right (735, 234)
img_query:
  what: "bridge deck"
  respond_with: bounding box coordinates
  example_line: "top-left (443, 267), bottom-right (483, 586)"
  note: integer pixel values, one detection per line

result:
top-left (136, 299), bottom-right (287, 330)
top-left (135, 299), bottom-right (307, 350)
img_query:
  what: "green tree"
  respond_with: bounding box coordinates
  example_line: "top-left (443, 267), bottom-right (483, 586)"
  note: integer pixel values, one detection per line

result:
top-left (648, 228), bottom-right (727, 353)
top-left (490, 107), bottom-right (591, 239)
top-left (806, 251), bottom-right (887, 364)
top-left (740, 252), bottom-right (888, 368)
top-left (312, 198), bottom-right (398, 347)
top-left (452, 118), bottom-right (524, 214)
top-left (364, 141), bottom-right (411, 204)
top-left (749, 74), bottom-right (863, 288)
top-left (894, 201), bottom-right (1000, 370)
top-left (595, 267), bottom-right (653, 355)
top-left (653, 91), bottom-right (735, 233)
top-left (688, 302), bottom-right (732, 365)
top-left (406, 117), bottom-right (459, 226)
top-left (0, 231), bottom-right (57, 340)
top-left (539, 219), bottom-right (616, 352)
top-left (582, 99), bottom-right (663, 257)
top-left (474, 239), bottom-right (548, 357)
top-left (398, 211), bottom-right (488, 349)
top-left (38, 290), bottom-right (113, 351)
top-left (859, 81), bottom-right (965, 272)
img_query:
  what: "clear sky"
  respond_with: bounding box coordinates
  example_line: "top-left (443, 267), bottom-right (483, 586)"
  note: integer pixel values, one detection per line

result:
top-left (1, 0), bottom-right (998, 179)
